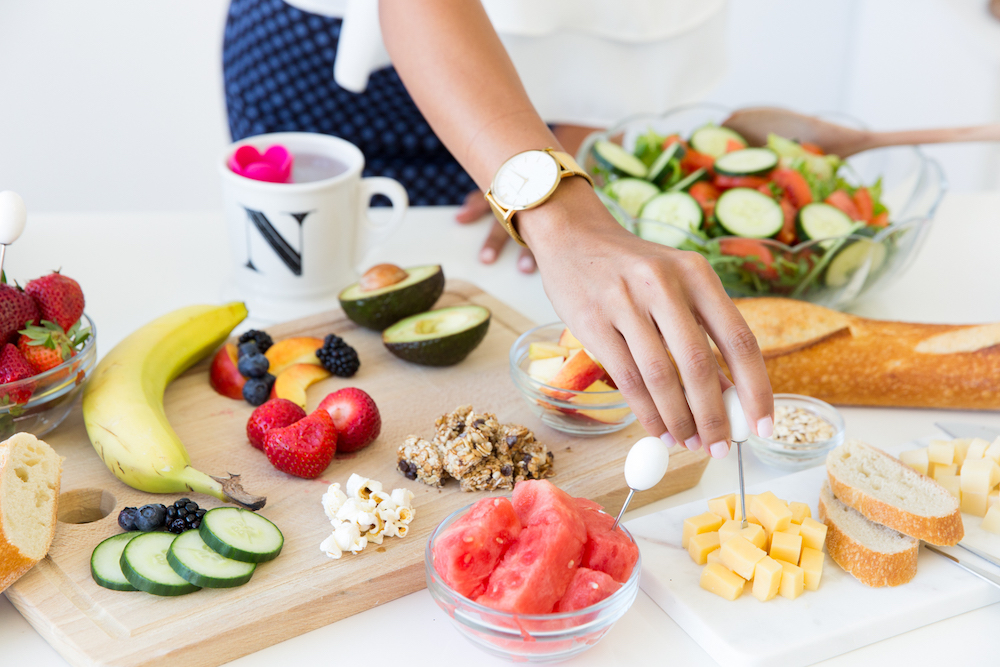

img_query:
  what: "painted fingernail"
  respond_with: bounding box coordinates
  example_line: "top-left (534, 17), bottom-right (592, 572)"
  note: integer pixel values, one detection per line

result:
top-left (660, 432), bottom-right (676, 447)
top-left (757, 415), bottom-right (774, 439)
top-left (480, 247), bottom-right (496, 263)
top-left (518, 255), bottom-right (535, 272)
top-left (709, 441), bottom-right (729, 459)
top-left (684, 434), bottom-right (702, 451)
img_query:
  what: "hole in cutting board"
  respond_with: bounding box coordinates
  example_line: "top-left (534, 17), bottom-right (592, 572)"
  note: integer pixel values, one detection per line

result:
top-left (58, 488), bottom-right (117, 524)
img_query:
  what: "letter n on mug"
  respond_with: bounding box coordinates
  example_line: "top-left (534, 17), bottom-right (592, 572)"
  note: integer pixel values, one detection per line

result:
top-left (243, 208), bottom-right (312, 276)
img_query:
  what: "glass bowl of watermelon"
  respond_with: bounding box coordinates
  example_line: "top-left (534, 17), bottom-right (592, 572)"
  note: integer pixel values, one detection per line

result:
top-left (426, 485), bottom-right (641, 663)
top-left (510, 322), bottom-right (635, 436)
top-left (577, 103), bottom-right (946, 310)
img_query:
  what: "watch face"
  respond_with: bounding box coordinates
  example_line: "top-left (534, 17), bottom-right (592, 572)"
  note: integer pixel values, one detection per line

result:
top-left (491, 150), bottom-right (560, 209)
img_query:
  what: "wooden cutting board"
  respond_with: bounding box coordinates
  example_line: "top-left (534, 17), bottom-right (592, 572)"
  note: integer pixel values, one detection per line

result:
top-left (4, 280), bottom-right (709, 667)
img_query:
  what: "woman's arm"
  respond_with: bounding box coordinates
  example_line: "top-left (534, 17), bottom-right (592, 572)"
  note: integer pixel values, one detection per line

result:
top-left (380, 0), bottom-right (775, 455)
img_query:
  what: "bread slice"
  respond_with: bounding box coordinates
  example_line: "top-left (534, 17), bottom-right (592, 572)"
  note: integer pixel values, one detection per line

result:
top-left (0, 433), bottom-right (62, 592)
top-left (819, 481), bottom-right (918, 587)
top-left (826, 439), bottom-right (963, 546)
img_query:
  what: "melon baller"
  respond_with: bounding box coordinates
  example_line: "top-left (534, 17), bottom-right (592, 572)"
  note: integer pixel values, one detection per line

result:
top-left (0, 191), bottom-right (27, 280)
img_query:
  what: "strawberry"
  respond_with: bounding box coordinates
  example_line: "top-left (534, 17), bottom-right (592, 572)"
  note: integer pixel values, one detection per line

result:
top-left (263, 409), bottom-right (337, 478)
top-left (16, 320), bottom-right (90, 374)
top-left (246, 398), bottom-right (307, 450)
top-left (0, 343), bottom-right (36, 404)
top-left (317, 387), bottom-right (381, 453)
top-left (25, 272), bottom-right (85, 332)
top-left (0, 283), bottom-right (40, 344)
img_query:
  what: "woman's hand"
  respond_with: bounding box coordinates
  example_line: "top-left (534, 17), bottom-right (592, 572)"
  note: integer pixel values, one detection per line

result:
top-left (519, 178), bottom-right (775, 457)
top-left (455, 190), bottom-right (537, 273)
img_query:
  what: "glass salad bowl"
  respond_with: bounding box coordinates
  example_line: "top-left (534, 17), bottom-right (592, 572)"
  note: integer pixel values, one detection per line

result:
top-left (578, 104), bottom-right (946, 310)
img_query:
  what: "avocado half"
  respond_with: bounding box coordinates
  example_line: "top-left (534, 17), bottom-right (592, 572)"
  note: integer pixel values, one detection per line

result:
top-left (339, 265), bottom-right (445, 331)
top-left (382, 305), bottom-right (491, 367)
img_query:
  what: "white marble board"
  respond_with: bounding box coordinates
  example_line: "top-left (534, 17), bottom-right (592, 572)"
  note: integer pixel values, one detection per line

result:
top-left (626, 438), bottom-right (1000, 667)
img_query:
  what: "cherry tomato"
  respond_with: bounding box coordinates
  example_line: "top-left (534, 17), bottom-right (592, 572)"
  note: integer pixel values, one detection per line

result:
top-left (689, 181), bottom-right (720, 221)
top-left (869, 210), bottom-right (889, 228)
top-left (680, 149), bottom-right (715, 175)
top-left (825, 190), bottom-right (862, 220)
top-left (714, 174), bottom-right (769, 190)
top-left (770, 168), bottom-right (813, 208)
top-left (777, 198), bottom-right (798, 246)
top-left (725, 139), bottom-right (745, 153)
top-left (853, 187), bottom-right (874, 222)
top-left (800, 142), bottom-right (825, 155)
top-left (662, 134), bottom-right (687, 151)
top-left (718, 238), bottom-right (779, 280)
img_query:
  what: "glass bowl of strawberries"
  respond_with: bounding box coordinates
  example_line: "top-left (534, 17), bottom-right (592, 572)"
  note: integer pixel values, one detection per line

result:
top-left (509, 323), bottom-right (635, 436)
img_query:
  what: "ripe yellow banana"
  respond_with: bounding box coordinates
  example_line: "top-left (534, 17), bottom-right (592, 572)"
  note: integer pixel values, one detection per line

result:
top-left (83, 302), bottom-right (265, 509)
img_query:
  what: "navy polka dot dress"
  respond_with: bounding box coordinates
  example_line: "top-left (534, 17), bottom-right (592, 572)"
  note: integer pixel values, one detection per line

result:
top-left (223, 0), bottom-right (478, 205)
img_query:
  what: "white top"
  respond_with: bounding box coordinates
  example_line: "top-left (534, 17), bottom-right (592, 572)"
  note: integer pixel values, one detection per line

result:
top-left (282, 0), bottom-right (728, 125)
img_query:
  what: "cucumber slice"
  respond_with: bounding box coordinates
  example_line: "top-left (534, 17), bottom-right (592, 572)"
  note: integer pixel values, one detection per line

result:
top-left (690, 125), bottom-right (747, 158)
top-left (199, 508), bottom-right (284, 563)
top-left (715, 188), bottom-right (784, 238)
top-left (667, 168), bottom-right (707, 192)
top-left (825, 238), bottom-right (887, 288)
top-left (168, 529), bottom-right (256, 588)
top-left (121, 532), bottom-right (200, 597)
top-left (713, 148), bottom-right (779, 177)
top-left (797, 203), bottom-right (855, 241)
top-left (647, 142), bottom-right (681, 183)
top-left (91, 532), bottom-right (143, 591)
top-left (604, 178), bottom-right (661, 217)
top-left (639, 192), bottom-right (703, 235)
top-left (593, 140), bottom-right (648, 178)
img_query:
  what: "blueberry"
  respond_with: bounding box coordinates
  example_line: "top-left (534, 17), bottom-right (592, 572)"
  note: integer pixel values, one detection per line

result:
top-left (238, 341), bottom-right (259, 358)
top-left (118, 507), bottom-right (139, 531)
top-left (242, 374), bottom-right (276, 406)
top-left (167, 518), bottom-right (188, 534)
top-left (134, 504), bottom-right (167, 531)
top-left (237, 352), bottom-right (270, 379)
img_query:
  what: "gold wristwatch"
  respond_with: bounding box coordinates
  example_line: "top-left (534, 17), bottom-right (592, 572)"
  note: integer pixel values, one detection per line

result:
top-left (484, 148), bottom-right (594, 247)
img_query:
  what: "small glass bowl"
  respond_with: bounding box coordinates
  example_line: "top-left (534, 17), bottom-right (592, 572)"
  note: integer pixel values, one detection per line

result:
top-left (510, 323), bottom-right (635, 436)
top-left (0, 313), bottom-right (97, 438)
top-left (747, 394), bottom-right (845, 470)
top-left (426, 504), bottom-right (641, 663)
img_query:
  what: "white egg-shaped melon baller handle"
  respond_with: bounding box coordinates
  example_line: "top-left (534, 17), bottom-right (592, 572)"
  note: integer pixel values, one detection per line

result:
top-left (612, 436), bottom-right (671, 530)
top-left (0, 192), bottom-right (27, 280)
top-left (722, 386), bottom-right (752, 527)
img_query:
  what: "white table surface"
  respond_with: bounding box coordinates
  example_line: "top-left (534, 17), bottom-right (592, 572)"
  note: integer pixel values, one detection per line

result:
top-left (3, 194), bottom-right (1000, 666)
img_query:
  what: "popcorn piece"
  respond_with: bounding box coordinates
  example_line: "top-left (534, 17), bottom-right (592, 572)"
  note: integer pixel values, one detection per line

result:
top-left (391, 487), bottom-right (414, 508)
top-left (347, 473), bottom-right (383, 500)
top-left (322, 484), bottom-right (348, 523)
top-left (320, 475), bottom-right (417, 558)
top-left (320, 533), bottom-right (343, 559)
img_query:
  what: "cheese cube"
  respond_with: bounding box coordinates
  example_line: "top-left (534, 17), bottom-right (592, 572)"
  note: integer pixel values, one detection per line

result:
top-left (688, 531), bottom-right (721, 565)
top-left (751, 491), bottom-right (793, 535)
top-left (981, 504), bottom-right (1000, 535)
top-left (986, 437), bottom-right (1000, 464)
top-left (936, 473), bottom-right (961, 499)
top-left (740, 523), bottom-right (767, 551)
top-left (770, 531), bottom-right (803, 564)
top-left (933, 463), bottom-right (959, 480)
top-left (781, 523), bottom-right (802, 537)
top-left (961, 491), bottom-right (989, 518)
top-left (718, 519), bottom-right (743, 545)
top-left (788, 502), bottom-right (812, 524)
top-left (966, 438), bottom-right (990, 462)
top-left (960, 458), bottom-right (1000, 495)
top-left (707, 493), bottom-right (735, 521)
top-left (926, 462), bottom-right (938, 479)
top-left (799, 517), bottom-right (828, 551)
top-left (776, 559), bottom-right (805, 600)
top-left (733, 494), bottom-right (761, 524)
top-left (928, 439), bottom-right (955, 465)
top-left (952, 438), bottom-right (973, 465)
top-left (899, 448), bottom-right (929, 476)
top-left (751, 556), bottom-right (782, 602)
top-left (683, 512), bottom-right (724, 548)
top-left (799, 547), bottom-right (825, 591)
top-left (700, 563), bottom-right (745, 601)
top-left (707, 549), bottom-right (726, 566)
top-left (988, 487), bottom-right (999, 509)
top-left (720, 535), bottom-right (767, 580)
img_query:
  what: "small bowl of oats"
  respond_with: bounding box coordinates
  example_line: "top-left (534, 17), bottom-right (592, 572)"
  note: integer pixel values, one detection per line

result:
top-left (747, 394), bottom-right (845, 470)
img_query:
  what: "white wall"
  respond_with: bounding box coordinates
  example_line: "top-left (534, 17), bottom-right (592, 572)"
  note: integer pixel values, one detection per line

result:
top-left (1, 0), bottom-right (998, 213)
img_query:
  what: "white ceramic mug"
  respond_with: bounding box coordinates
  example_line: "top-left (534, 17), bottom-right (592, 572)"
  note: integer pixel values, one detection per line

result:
top-left (220, 132), bottom-right (408, 321)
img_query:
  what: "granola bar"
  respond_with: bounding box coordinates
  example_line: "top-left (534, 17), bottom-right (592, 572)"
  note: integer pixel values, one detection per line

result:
top-left (502, 424), bottom-right (555, 482)
top-left (397, 436), bottom-right (445, 487)
top-left (436, 407), bottom-right (502, 479)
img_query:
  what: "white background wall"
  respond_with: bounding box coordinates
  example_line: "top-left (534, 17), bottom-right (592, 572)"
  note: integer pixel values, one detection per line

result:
top-left (1, 0), bottom-right (999, 213)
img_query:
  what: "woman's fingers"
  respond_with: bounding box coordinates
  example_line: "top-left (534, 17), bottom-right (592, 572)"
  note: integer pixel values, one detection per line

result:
top-left (455, 189), bottom-right (489, 223)
top-left (517, 247), bottom-right (536, 273)
top-left (479, 219), bottom-right (510, 263)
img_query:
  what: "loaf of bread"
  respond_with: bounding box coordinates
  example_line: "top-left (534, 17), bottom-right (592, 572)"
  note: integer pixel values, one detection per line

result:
top-left (716, 297), bottom-right (1000, 410)
top-left (818, 482), bottom-right (918, 587)
top-left (826, 440), bottom-right (963, 546)
top-left (0, 433), bottom-right (62, 592)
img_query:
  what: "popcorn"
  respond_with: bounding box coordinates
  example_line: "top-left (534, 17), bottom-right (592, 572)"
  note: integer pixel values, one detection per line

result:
top-left (320, 473), bottom-right (416, 559)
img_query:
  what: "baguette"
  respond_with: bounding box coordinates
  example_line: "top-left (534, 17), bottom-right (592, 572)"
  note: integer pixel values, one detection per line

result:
top-left (715, 297), bottom-right (1000, 410)
top-left (818, 481), bottom-right (918, 587)
top-left (0, 433), bottom-right (62, 593)
top-left (826, 440), bottom-right (963, 546)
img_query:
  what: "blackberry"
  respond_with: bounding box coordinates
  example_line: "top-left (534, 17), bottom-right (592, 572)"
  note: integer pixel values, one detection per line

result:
top-left (175, 498), bottom-right (191, 507)
top-left (167, 518), bottom-right (188, 534)
top-left (166, 505), bottom-right (178, 519)
top-left (195, 508), bottom-right (207, 518)
top-left (184, 502), bottom-right (199, 512)
top-left (118, 507), bottom-right (139, 531)
top-left (237, 352), bottom-right (270, 379)
top-left (316, 334), bottom-right (360, 377)
top-left (243, 374), bottom-right (276, 406)
top-left (134, 504), bottom-right (167, 531)
top-left (238, 329), bottom-right (273, 354)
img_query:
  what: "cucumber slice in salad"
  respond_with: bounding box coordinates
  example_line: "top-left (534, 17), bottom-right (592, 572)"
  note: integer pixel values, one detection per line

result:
top-left (637, 192), bottom-right (703, 247)
top-left (199, 508), bottom-right (284, 563)
top-left (690, 125), bottom-right (747, 158)
top-left (91, 532), bottom-right (143, 592)
top-left (168, 529), bottom-right (256, 588)
top-left (604, 178), bottom-right (660, 218)
top-left (593, 140), bottom-right (648, 178)
top-left (714, 148), bottom-right (779, 177)
top-left (647, 142), bottom-right (682, 183)
top-left (825, 237), bottom-right (887, 288)
top-left (715, 188), bottom-right (784, 238)
top-left (797, 202), bottom-right (855, 241)
top-left (121, 532), bottom-right (200, 597)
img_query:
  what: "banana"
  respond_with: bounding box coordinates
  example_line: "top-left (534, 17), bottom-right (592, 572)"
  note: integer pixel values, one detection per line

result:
top-left (83, 302), bottom-right (265, 509)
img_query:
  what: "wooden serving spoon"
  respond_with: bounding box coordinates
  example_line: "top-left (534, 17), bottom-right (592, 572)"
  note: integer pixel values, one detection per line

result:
top-left (723, 106), bottom-right (1000, 157)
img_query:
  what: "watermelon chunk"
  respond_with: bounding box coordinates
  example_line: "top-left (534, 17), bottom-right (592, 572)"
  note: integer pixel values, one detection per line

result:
top-left (433, 497), bottom-right (521, 598)
top-left (575, 498), bottom-right (639, 583)
top-left (553, 567), bottom-right (621, 612)
top-left (512, 480), bottom-right (587, 544)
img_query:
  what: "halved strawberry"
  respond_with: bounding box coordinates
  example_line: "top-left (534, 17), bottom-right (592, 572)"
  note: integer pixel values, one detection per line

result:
top-left (264, 409), bottom-right (337, 478)
top-left (247, 398), bottom-right (307, 451)
top-left (317, 387), bottom-right (381, 453)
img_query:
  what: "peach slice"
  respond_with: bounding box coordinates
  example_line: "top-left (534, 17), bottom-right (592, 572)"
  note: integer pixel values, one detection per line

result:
top-left (558, 328), bottom-right (585, 350)
top-left (270, 363), bottom-right (332, 409)
top-left (570, 380), bottom-right (631, 424)
top-left (528, 342), bottom-right (569, 360)
top-left (209, 343), bottom-right (245, 399)
top-left (528, 356), bottom-right (565, 384)
top-left (544, 349), bottom-right (604, 400)
top-left (265, 336), bottom-right (324, 376)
